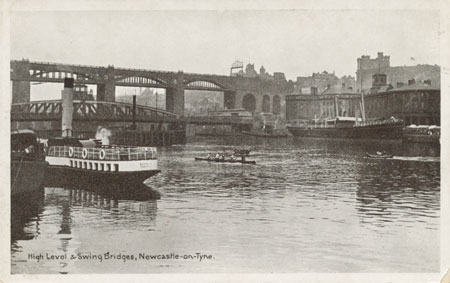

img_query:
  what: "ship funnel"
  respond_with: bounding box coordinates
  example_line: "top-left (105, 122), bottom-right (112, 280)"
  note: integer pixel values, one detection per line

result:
top-left (61, 78), bottom-right (74, 137)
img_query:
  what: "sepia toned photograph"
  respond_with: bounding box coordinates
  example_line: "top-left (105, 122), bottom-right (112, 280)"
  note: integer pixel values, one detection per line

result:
top-left (2, 1), bottom-right (449, 282)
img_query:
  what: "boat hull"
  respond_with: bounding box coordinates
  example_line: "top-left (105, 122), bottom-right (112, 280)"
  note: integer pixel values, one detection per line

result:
top-left (286, 127), bottom-right (347, 138)
top-left (11, 160), bottom-right (48, 198)
top-left (347, 123), bottom-right (403, 139)
top-left (287, 122), bottom-right (403, 140)
top-left (241, 131), bottom-right (288, 138)
top-left (45, 165), bottom-right (160, 187)
top-left (365, 152), bottom-right (393, 159)
top-left (402, 134), bottom-right (440, 144)
top-left (194, 157), bottom-right (256, 164)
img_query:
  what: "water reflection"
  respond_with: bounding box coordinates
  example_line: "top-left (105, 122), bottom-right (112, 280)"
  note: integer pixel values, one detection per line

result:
top-left (11, 137), bottom-right (440, 273)
top-left (356, 159), bottom-right (439, 226)
top-left (11, 182), bottom-right (161, 274)
top-left (11, 190), bottom-right (45, 242)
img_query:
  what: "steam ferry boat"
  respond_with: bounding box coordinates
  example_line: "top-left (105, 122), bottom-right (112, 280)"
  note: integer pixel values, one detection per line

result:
top-left (45, 138), bottom-right (160, 186)
top-left (43, 77), bottom-right (160, 186)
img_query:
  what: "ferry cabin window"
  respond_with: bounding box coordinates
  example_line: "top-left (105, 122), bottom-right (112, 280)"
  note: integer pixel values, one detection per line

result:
top-left (114, 164), bottom-right (119, 172)
top-left (107, 164), bottom-right (111, 171)
top-left (100, 163), bottom-right (104, 171)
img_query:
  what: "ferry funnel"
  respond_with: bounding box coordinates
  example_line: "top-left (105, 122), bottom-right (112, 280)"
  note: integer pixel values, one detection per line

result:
top-left (61, 78), bottom-right (74, 137)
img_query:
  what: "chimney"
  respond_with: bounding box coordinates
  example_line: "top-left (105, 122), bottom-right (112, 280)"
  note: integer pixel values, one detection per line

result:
top-left (377, 52), bottom-right (383, 58)
top-left (61, 78), bottom-right (74, 137)
top-left (397, 82), bottom-right (404, 88)
top-left (424, 79), bottom-right (431, 86)
top-left (408, 79), bottom-right (415, 85)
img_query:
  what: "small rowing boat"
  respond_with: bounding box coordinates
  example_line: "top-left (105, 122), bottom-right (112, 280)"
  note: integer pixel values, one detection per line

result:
top-left (365, 152), bottom-right (393, 159)
top-left (194, 157), bottom-right (256, 164)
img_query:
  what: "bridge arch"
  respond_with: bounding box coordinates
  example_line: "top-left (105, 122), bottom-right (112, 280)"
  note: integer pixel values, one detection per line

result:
top-left (184, 79), bottom-right (228, 90)
top-left (29, 70), bottom-right (94, 81)
top-left (262, 95), bottom-right (271, 113)
top-left (273, 95), bottom-right (281, 114)
top-left (116, 76), bottom-right (167, 86)
top-left (243, 93), bottom-right (256, 112)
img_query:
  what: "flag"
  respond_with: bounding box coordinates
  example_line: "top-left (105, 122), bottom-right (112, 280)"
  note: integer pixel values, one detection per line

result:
top-left (410, 57), bottom-right (416, 61)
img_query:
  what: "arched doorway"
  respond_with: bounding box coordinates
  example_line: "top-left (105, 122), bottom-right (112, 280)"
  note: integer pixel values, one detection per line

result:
top-left (243, 93), bottom-right (256, 112)
top-left (262, 95), bottom-right (271, 113)
top-left (272, 95), bottom-right (281, 114)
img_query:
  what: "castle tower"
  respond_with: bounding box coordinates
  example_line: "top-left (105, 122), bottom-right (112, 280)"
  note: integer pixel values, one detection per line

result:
top-left (356, 52), bottom-right (390, 92)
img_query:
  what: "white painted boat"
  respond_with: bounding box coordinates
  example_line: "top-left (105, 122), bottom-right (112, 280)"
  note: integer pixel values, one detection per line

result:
top-left (45, 138), bottom-right (160, 186)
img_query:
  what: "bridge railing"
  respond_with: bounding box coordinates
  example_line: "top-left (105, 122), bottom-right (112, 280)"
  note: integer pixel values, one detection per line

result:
top-left (76, 100), bottom-right (178, 117)
top-left (48, 145), bottom-right (157, 161)
top-left (13, 60), bottom-right (233, 79)
top-left (23, 60), bottom-right (108, 70)
top-left (11, 100), bottom-right (254, 125)
top-left (11, 100), bottom-right (178, 117)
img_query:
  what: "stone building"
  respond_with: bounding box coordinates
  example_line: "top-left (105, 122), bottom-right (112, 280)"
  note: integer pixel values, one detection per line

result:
top-left (365, 76), bottom-right (440, 125)
top-left (356, 52), bottom-right (440, 91)
top-left (295, 71), bottom-right (356, 94)
top-left (286, 85), bottom-right (361, 121)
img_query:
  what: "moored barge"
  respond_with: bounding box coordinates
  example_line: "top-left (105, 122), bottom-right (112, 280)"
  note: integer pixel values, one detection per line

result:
top-left (11, 129), bottom-right (48, 198)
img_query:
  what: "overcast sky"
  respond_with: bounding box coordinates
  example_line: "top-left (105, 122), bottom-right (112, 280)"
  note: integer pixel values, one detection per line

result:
top-left (11, 9), bottom-right (440, 80)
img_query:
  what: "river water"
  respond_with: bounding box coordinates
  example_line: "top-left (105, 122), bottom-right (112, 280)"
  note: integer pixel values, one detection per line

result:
top-left (11, 137), bottom-right (440, 273)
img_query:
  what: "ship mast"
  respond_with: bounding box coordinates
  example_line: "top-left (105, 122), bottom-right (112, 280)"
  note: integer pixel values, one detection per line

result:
top-left (360, 74), bottom-right (366, 123)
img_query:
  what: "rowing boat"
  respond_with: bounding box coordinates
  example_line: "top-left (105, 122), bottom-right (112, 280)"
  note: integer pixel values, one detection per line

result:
top-left (365, 152), bottom-right (393, 159)
top-left (194, 157), bottom-right (256, 164)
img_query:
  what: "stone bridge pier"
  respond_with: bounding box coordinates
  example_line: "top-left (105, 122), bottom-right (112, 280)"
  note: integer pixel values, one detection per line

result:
top-left (165, 71), bottom-right (185, 116)
top-left (224, 90), bottom-right (236, 110)
top-left (11, 60), bottom-right (31, 103)
top-left (96, 66), bottom-right (116, 102)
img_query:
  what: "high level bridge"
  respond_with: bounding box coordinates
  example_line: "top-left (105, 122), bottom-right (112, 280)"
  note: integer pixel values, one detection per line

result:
top-left (11, 60), bottom-right (294, 117)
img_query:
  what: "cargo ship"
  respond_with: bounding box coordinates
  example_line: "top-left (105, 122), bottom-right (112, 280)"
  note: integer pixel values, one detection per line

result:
top-left (287, 116), bottom-right (404, 140)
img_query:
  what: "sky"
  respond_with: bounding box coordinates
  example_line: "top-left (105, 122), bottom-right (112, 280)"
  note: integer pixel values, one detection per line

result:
top-left (9, 9), bottom-right (440, 100)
